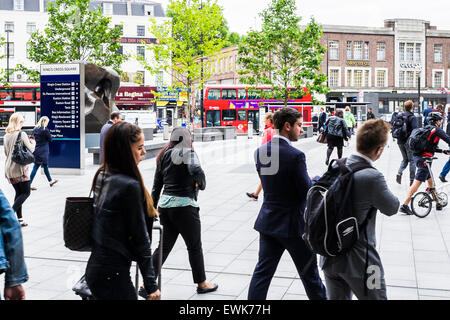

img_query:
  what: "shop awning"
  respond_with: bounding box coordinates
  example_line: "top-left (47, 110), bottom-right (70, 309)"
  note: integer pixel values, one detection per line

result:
top-left (156, 101), bottom-right (169, 107)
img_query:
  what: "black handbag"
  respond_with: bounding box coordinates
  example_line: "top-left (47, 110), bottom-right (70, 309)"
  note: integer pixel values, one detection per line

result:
top-left (11, 132), bottom-right (35, 165)
top-left (63, 196), bottom-right (95, 251)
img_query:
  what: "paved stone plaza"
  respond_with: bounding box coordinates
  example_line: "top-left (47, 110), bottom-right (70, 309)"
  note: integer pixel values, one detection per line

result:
top-left (2, 132), bottom-right (450, 300)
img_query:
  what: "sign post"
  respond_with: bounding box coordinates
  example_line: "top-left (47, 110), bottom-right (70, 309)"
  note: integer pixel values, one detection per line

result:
top-left (40, 63), bottom-right (85, 175)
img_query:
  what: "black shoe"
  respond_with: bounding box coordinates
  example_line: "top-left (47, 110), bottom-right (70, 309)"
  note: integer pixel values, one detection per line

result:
top-left (399, 204), bottom-right (413, 215)
top-left (439, 176), bottom-right (448, 183)
top-left (325, 159), bottom-right (329, 166)
top-left (396, 173), bottom-right (402, 185)
top-left (197, 283), bottom-right (218, 294)
top-left (437, 204), bottom-right (443, 211)
top-left (246, 192), bottom-right (258, 201)
top-left (138, 287), bottom-right (147, 299)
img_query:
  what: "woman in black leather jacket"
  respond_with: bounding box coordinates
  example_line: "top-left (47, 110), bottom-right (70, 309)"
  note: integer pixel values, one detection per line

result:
top-left (325, 109), bottom-right (350, 165)
top-left (85, 122), bottom-right (161, 300)
top-left (151, 127), bottom-right (218, 294)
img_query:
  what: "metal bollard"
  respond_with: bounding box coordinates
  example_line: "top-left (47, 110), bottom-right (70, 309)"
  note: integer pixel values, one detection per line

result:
top-left (163, 122), bottom-right (169, 140)
top-left (248, 121), bottom-right (253, 139)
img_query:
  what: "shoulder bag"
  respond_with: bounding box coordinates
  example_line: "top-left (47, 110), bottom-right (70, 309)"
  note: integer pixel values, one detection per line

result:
top-left (11, 132), bottom-right (35, 165)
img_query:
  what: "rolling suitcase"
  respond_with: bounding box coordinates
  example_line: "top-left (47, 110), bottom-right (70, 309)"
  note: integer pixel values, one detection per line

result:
top-left (73, 224), bottom-right (164, 300)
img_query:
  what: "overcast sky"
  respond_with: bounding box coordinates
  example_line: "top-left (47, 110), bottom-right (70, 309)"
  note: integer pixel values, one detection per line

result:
top-left (157, 0), bottom-right (450, 34)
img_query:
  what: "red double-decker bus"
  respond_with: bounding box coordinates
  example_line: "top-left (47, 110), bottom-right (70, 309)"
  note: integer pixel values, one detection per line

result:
top-left (202, 85), bottom-right (312, 133)
top-left (0, 84), bottom-right (41, 128)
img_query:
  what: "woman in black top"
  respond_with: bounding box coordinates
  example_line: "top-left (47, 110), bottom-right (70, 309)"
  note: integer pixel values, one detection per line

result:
top-left (151, 127), bottom-right (218, 294)
top-left (85, 122), bottom-right (160, 300)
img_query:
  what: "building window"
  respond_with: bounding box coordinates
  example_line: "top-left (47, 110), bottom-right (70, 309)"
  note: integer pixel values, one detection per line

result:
top-left (406, 71), bottom-right (414, 87)
top-left (376, 70), bottom-right (386, 87)
top-left (399, 71), bottom-right (405, 87)
top-left (353, 41), bottom-right (363, 60)
top-left (145, 5), bottom-right (154, 16)
top-left (364, 70), bottom-right (370, 87)
top-left (354, 70), bottom-right (363, 87)
top-left (103, 3), bottom-right (113, 15)
top-left (5, 42), bottom-right (14, 57)
top-left (137, 46), bottom-right (145, 58)
top-left (376, 42), bottom-right (386, 61)
top-left (137, 25), bottom-right (145, 37)
top-left (434, 44), bottom-right (443, 63)
top-left (406, 43), bottom-right (414, 61)
top-left (329, 68), bottom-right (340, 87)
top-left (364, 42), bottom-right (369, 60)
top-left (433, 70), bottom-right (443, 88)
top-left (156, 71), bottom-right (163, 87)
top-left (5, 22), bottom-right (14, 33)
top-left (329, 41), bottom-right (339, 60)
top-left (14, 0), bottom-right (24, 10)
top-left (115, 24), bottom-right (123, 35)
top-left (26, 23), bottom-right (36, 35)
top-left (346, 69), bottom-right (352, 86)
top-left (116, 45), bottom-right (123, 56)
top-left (415, 43), bottom-right (421, 62)
top-left (399, 43), bottom-right (405, 61)
top-left (347, 41), bottom-right (352, 60)
top-left (415, 72), bottom-right (421, 87)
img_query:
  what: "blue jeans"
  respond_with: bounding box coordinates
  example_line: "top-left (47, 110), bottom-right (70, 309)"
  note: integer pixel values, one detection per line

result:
top-left (441, 159), bottom-right (450, 178)
top-left (30, 164), bottom-right (52, 184)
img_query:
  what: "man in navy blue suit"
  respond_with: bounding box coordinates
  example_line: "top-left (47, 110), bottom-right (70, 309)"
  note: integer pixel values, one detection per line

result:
top-left (248, 107), bottom-right (327, 300)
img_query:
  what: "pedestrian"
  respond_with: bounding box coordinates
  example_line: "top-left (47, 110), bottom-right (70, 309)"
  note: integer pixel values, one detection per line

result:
top-left (246, 113), bottom-right (275, 201)
top-left (3, 113), bottom-right (36, 227)
top-left (395, 101), bottom-right (418, 186)
top-left (390, 107), bottom-right (400, 127)
top-left (29, 116), bottom-right (58, 190)
top-left (436, 104), bottom-right (446, 129)
top-left (367, 108), bottom-right (376, 120)
top-left (0, 188), bottom-right (28, 300)
top-left (85, 121), bottom-right (161, 300)
top-left (151, 127), bottom-right (218, 294)
top-left (318, 107), bottom-right (327, 132)
top-left (324, 109), bottom-right (350, 165)
top-left (446, 106), bottom-right (450, 136)
top-left (400, 112), bottom-right (450, 215)
top-left (344, 106), bottom-right (356, 135)
top-left (247, 107), bottom-right (327, 300)
top-left (320, 119), bottom-right (400, 300)
top-left (312, 113), bottom-right (319, 133)
top-left (423, 104), bottom-right (433, 126)
top-left (99, 111), bottom-right (122, 164)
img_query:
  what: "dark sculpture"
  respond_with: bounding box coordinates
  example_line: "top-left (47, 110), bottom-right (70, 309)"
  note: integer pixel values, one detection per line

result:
top-left (79, 62), bottom-right (120, 133)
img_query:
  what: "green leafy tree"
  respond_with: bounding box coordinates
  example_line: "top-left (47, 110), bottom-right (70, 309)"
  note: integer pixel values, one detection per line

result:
top-left (140, 0), bottom-right (225, 125)
top-left (238, 0), bottom-right (328, 106)
top-left (19, 0), bottom-right (126, 83)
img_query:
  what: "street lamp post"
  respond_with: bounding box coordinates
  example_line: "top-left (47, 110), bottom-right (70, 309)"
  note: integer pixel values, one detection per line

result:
top-left (6, 29), bottom-right (12, 83)
top-left (200, 57), bottom-right (205, 128)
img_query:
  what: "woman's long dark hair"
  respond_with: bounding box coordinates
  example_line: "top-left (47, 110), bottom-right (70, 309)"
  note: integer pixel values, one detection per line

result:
top-left (91, 122), bottom-right (157, 217)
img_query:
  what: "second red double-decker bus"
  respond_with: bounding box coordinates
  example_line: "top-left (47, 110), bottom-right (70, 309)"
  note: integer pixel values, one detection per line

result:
top-left (202, 85), bottom-right (312, 133)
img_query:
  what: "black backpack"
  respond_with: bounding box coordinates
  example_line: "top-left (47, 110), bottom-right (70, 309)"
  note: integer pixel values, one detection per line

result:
top-left (302, 158), bottom-right (373, 258)
top-left (407, 125), bottom-right (437, 155)
top-left (391, 113), bottom-right (409, 140)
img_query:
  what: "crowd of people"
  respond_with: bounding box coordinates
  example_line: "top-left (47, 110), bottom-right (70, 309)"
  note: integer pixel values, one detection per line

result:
top-left (2, 102), bottom-right (450, 301)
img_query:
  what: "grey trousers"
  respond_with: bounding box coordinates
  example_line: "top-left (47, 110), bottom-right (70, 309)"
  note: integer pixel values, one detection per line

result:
top-left (398, 143), bottom-right (416, 182)
top-left (324, 269), bottom-right (387, 300)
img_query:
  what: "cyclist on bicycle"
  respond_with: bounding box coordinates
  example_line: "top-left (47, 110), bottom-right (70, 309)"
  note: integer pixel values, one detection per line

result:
top-left (400, 112), bottom-right (450, 215)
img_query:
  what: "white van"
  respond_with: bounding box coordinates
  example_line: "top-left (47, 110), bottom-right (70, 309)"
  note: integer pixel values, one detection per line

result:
top-left (121, 110), bottom-right (158, 133)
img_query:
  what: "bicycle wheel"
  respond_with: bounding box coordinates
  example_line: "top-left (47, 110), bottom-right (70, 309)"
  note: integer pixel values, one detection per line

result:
top-left (411, 192), bottom-right (433, 218)
top-left (438, 192), bottom-right (448, 208)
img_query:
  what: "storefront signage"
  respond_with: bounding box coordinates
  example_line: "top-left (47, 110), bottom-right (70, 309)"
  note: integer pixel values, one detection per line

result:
top-left (115, 86), bottom-right (156, 105)
top-left (120, 37), bottom-right (157, 45)
top-left (400, 63), bottom-right (421, 69)
top-left (40, 63), bottom-right (85, 173)
top-left (346, 61), bottom-right (370, 67)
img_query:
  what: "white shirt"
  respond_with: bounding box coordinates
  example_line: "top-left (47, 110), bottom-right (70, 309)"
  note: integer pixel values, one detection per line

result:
top-left (353, 151), bottom-right (374, 166)
top-left (272, 134), bottom-right (292, 146)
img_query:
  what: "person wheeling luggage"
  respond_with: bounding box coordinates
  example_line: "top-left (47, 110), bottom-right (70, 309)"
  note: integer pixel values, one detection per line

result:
top-left (392, 101), bottom-right (418, 186)
top-left (85, 122), bottom-right (161, 300)
top-left (400, 112), bottom-right (450, 215)
top-left (151, 127), bottom-right (218, 294)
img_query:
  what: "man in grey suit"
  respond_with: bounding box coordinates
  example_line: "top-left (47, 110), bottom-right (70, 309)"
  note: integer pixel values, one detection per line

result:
top-left (320, 119), bottom-right (400, 300)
